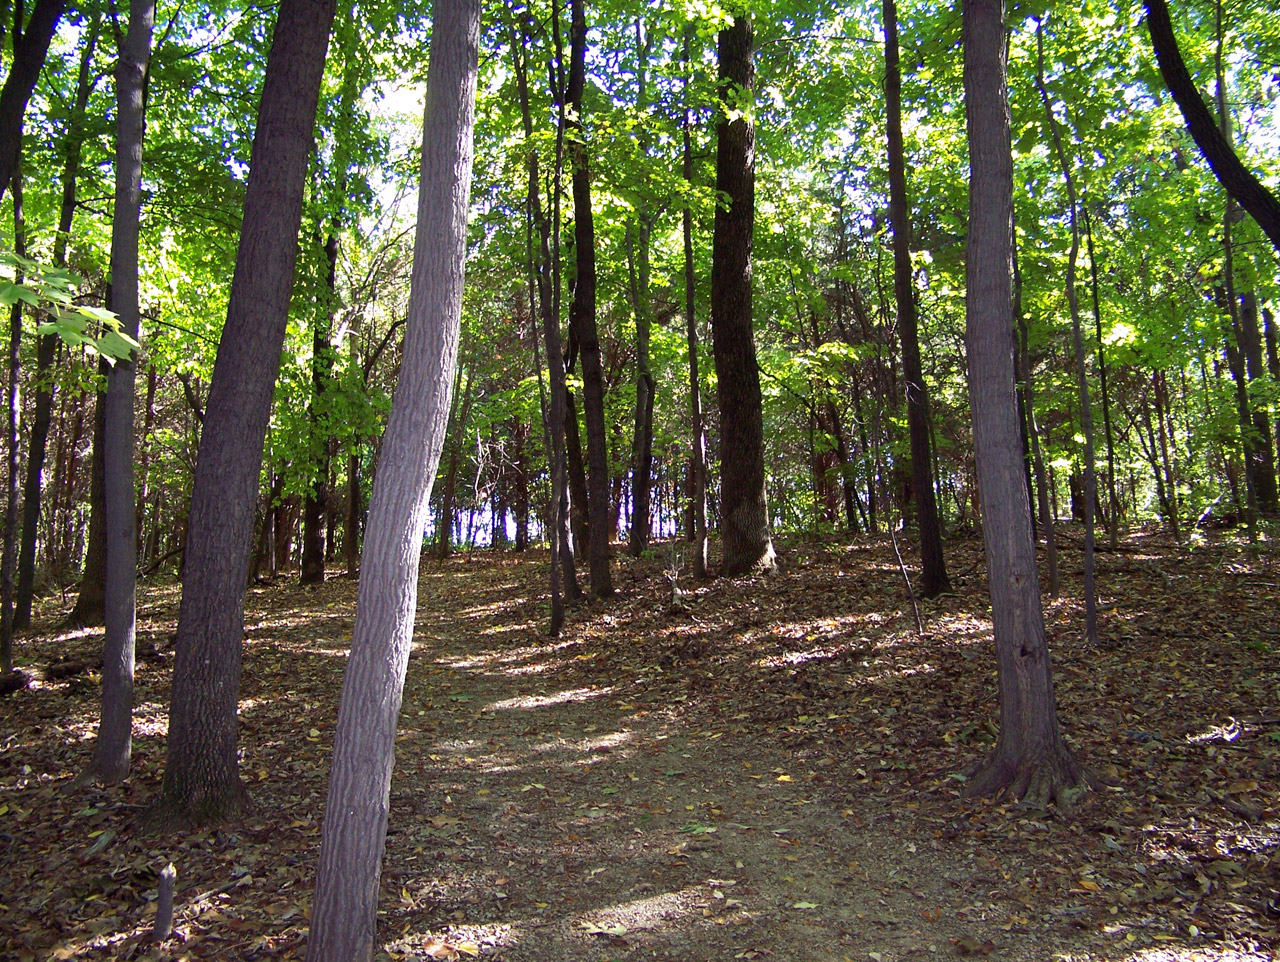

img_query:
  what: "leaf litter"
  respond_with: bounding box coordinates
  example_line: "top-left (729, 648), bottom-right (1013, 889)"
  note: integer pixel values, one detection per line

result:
top-left (0, 529), bottom-right (1277, 960)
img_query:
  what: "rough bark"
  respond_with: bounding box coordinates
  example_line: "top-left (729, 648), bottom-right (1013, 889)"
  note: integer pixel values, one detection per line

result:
top-left (85, 0), bottom-right (154, 786)
top-left (306, 1), bottom-right (479, 954)
top-left (1144, 0), bottom-right (1280, 255)
top-left (884, 0), bottom-right (948, 598)
top-left (710, 11), bottom-right (775, 577)
top-left (153, 0), bottom-right (336, 825)
top-left (962, 0), bottom-right (1085, 808)
top-left (0, 0), bottom-right (66, 206)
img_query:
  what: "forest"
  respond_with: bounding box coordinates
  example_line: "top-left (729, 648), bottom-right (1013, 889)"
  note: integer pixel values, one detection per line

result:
top-left (0, 0), bottom-right (1278, 958)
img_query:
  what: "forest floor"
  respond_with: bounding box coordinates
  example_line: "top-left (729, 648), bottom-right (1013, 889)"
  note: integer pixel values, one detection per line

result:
top-left (1, 527), bottom-right (1279, 962)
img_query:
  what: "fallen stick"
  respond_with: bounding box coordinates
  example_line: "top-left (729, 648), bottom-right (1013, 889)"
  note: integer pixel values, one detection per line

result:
top-left (152, 863), bottom-right (177, 942)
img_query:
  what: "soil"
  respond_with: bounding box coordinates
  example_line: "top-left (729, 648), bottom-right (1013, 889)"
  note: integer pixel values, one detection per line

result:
top-left (1, 530), bottom-right (1278, 961)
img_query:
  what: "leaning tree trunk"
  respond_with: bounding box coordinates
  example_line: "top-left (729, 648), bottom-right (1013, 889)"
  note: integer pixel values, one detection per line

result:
top-left (1145, 0), bottom-right (1280, 255)
top-left (85, 0), bottom-right (154, 785)
top-left (306, 2), bottom-right (479, 955)
top-left (565, 0), bottom-right (612, 597)
top-left (710, 10), bottom-right (775, 576)
top-left (962, 0), bottom-right (1085, 809)
top-left (884, 0), bottom-right (948, 597)
top-left (0, 0), bottom-right (67, 206)
top-left (153, 0), bottom-right (335, 825)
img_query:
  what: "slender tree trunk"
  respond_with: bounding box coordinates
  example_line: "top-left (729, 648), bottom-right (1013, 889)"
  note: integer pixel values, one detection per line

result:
top-left (0, 0), bottom-right (67, 206)
top-left (962, 0), bottom-right (1084, 808)
top-left (1035, 19), bottom-right (1097, 644)
top-left (301, 235), bottom-right (340, 584)
top-left (66, 370), bottom-right (106, 626)
top-left (563, 390), bottom-right (590, 559)
top-left (710, 10), bottom-right (775, 576)
top-left (1, 164), bottom-right (23, 672)
top-left (565, 0), bottom-right (612, 596)
top-left (682, 28), bottom-right (708, 578)
top-left (153, 0), bottom-right (336, 825)
top-left (884, 0), bottom-right (948, 597)
top-left (1081, 207), bottom-right (1120, 547)
top-left (86, 0), bottom-right (154, 785)
top-left (307, 3), bottom-right (479, 953)
top-left (627, 218), bottom-right (656, 557)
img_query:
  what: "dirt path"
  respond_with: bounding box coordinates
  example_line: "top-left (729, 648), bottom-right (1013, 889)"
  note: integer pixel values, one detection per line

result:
top-left (1, 535), bottom-right (1277, 961)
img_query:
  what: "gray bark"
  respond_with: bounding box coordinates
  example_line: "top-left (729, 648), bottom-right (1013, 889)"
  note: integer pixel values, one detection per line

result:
top-left (87, 0), bottom-right (155, 786)
top-left (306, 1), bottom-right (479, 956)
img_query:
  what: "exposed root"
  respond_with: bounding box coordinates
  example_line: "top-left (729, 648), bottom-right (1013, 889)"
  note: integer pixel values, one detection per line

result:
top-left (965, 747), bottom-right (1096, 814)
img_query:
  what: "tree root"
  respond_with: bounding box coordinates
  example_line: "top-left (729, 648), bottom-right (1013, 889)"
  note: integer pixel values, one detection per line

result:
top-left (965, 748), bottom-right (1097, 814)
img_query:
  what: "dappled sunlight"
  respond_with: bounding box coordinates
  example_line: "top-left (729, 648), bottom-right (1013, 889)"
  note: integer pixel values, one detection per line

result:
top-left (483, 686), bottom-right (614, 712)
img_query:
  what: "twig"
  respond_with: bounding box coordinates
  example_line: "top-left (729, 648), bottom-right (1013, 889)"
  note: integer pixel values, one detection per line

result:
top-left (889, 522), bottom-right (924, 638)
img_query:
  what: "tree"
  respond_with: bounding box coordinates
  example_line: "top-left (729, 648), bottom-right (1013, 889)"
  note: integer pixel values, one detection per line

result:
top-left (1035, 17), bottom-right (1098, 644)
top-left (710, 9), bottom-right (775, 577)
top-left (0, 0), bottom-right (67, 206)
top-left (306, 0), bottom-right (480, 955)
top-left (153, 0), bottom-right (336, 825)
top-left (565, 0), bottom-right (612, 597)
top-left (962, 0), bottom-right (1086, 808)
top-left (83, 0), bottom-right (155, 786)
top-left (883, 0), bottom-right (949, 599)
top-left (1144, 0), bottom-right (1280, 256)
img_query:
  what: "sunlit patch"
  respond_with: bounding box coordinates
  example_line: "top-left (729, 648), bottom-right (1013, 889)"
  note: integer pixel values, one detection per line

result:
top-left (571, 885), bottom-right (707, 935)
top-left (483, 686), bottom-right (614, 712)
top-left (442, 638), bottom-right (580, 670)
top-left (1186, 718), bottom-right (1241, 744)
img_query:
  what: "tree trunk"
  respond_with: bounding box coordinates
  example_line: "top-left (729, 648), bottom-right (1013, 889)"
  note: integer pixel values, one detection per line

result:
top-left (0, 0), bottom-right (66, 206)
top-left (1144, 0), bottom-right (1280, 254)
top-left (153, 0), bottom-right (335, 826)
top-left (710, 10), bottom-right (775, 576)
top-left (1081, 207), bottom-right (1120, 548)
top-left (86, 0), bottom-right (154, 786)
top-left (627, 218), bottom-right (656, 557)
top-left (66, 372), bottom-right (107, 626)
top-left (682, 27), bottom-right (708, 578)
top-left (884, 0), bottom-right (948, 597)
top-left (301, 235), bottom-right (340, 584)
top-left (962, 0), bottom-right (1085, 808)
top-left (306, 2), bottom-right (479, 954)
top-left (1035, 19), bottom-right (1097, 644)
top-left (565, 0), bottom-right (612, 596)
top-left (1, 164), bottom-right (23, 673)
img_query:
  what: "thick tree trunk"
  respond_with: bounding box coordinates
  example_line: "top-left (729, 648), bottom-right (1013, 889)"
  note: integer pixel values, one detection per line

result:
top-left (962, 0), bottom-right (1085, 808)
top-left (0, 0), bottom-right (66, 206)
top-left (884, 0), bottom-right (948, 597)
top-left (710, 11), bottom-right (775, 576)
top-left (86, 0), bottom-right (154, 786)
top-left (565, 0), bottom-right (612, 597)
top-left (153, 0), bottom-right (335, 825)
top-left (306, 3), bottom-right (479, 955)
top-left (301, 236), bottom-right (340, 584)
top-left (1145, 0), bottom-right (1280, 255)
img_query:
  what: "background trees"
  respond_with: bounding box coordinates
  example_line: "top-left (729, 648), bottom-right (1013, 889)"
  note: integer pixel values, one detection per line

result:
top-left (0, 0), bottom-right (1276, 801)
